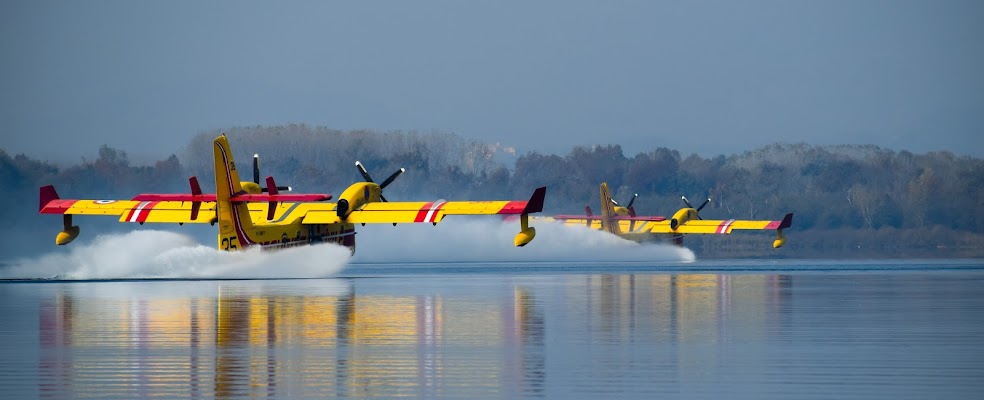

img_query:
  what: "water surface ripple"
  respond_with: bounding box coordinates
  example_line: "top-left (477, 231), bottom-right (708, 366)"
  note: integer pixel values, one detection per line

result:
top-left (1, 260), bottom-right (981, 399)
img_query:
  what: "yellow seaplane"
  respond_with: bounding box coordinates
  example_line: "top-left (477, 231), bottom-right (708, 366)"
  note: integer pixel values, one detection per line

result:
top-left (39, 134), bottom-right (546, 252)
top-left (549, 182), bottom-right (792, 248)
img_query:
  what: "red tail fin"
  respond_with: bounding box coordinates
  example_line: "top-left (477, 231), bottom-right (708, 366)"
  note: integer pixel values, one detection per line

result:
top-left (40, 185), bottom-right (59, 212)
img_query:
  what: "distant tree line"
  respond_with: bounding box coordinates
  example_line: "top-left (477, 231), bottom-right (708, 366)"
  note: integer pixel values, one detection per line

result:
top-left (3, 124), bottom-right (982, 258)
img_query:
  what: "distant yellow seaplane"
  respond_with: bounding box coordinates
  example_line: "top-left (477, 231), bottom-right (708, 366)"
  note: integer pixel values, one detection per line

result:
top-left (548, 182), bottom-right (792, 248)
top-left (39, 134), bottom-right (546, 252)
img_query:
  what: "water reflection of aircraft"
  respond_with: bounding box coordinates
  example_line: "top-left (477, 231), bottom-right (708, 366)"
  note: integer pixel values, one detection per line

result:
top-left (579, 273), bottom-right (791, 377)
top-left (36, 281), bottom-right (547, 398)
top-left (547, 182), bottom-right (793, 248)
top-left (34, 274), bottom-right (792, 397)
top-left (39, 134), bottom-right (547, 252)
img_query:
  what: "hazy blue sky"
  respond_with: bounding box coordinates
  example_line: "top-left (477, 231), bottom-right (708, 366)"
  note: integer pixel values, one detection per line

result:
top-left (2, 0), bottom-right (982, 162)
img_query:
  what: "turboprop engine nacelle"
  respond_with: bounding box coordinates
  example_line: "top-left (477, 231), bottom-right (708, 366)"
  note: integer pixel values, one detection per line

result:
top-left (336, 182), bottom-right (381, 219)
top-left (241, 181), bottom-right (263, 194)
top-left (669, 208), bottom-right (698, 230)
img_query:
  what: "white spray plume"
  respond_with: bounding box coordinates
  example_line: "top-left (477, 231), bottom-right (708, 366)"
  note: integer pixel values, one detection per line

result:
top-left (2, 230), bottom-right (351, 280)
top-left (351, 218), bottom-right (695, 263)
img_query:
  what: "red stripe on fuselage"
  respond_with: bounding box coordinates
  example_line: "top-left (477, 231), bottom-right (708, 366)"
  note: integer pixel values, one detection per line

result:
top-left (216, 141), bottom-right (237, 198)
top-left (216, 141), bottom-right (255, 249)
top-left (231, 203), bottom-right (255, 248)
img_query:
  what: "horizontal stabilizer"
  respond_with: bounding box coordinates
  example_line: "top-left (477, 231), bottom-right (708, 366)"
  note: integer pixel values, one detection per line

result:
top-left (229, 193), bottom-right (332, 202)
top-left (133, 194), bottom-right (218, 202)
top-left (553, 215), bottom-right (666, 222)
top-left (131, 193), bottom-right (332, 202)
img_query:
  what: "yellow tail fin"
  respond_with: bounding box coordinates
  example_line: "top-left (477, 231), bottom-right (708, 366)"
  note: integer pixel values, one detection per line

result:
top-left (599, 182), bottom-right (621, 235)
top-left (213, 134), bottom-right (255, 249)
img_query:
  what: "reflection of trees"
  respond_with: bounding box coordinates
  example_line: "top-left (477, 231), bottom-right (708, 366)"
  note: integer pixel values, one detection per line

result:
top-left (577, 274), bottom-right (789, 355)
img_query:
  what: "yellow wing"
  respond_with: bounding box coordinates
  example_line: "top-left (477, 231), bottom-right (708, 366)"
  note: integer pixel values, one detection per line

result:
top-left (40, 198), bottom-right (217, 224)
top-left (299, 199), bottom-right (536, 224)
top-left (41, 188), bottom-right (546, 227)
top-left (649, 214), bottom-right (793, 234)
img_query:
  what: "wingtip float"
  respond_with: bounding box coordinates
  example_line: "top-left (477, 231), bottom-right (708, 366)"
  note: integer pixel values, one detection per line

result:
top-left (513, 186), bottom-right (547, 247)
top-left (39, 134), bottom-right (548, 252)
top-left (772, 213), bottom-right (794, 248)
top-left (39, 185), bottom-right (80, 245)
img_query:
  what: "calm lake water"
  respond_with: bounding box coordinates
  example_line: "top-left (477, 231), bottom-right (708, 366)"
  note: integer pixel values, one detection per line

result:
top-left (1, 259), bottom-right (982, 399)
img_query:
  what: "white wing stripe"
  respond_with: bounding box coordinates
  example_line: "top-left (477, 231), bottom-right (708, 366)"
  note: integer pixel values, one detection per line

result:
top-left (128, 201), bottom-right (151, 222)
top-left (424, 201), bottom-right (445, 223)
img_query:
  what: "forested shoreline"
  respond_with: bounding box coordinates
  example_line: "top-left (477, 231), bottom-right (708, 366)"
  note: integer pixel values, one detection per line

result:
top-left (4, 124), bottom-right (982, 258)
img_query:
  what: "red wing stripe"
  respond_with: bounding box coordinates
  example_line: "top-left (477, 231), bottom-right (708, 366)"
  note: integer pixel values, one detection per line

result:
top-left (127, 201), bottom-right (152, 223)
top-left (136, 201), bottom-right (160, 223)
top-left (415, 202), bottom-right (435, 223)
top-left (424, 201), bottom-right (446, 223)
top-left (40, 199), bottom-right (78, 214)
top-left (125, 204), bottom-right (141, 222)
top-left (716, 219), bottom-right (736, 234)
top-left (497, 201), bottom-right (527, 214)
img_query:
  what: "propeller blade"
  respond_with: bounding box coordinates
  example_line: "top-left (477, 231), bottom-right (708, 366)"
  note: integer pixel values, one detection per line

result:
top-left (379, 194), bottom-right (389, 202)
top-left (379, 168), bottom-right (405, 189)
top-left (626, 193), bottom-right (638, 209)
top-left (610, 198), bottom-right (619, 206)
top-left (681, 195), bottom-right (694, 209)
top-left (355, 161), bottom-right (373, 183)
top-left (253, 154), bottom-right (260, 184)
top-left (696, 198), bottom-right (711, 212)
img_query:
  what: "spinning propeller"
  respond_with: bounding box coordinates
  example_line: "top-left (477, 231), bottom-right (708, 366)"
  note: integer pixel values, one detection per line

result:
top-left (253, 154), bottom-right (291, 192)
top-left (681, 196), bottom-right (711, 219)
top-left (610, 193), bottom-right (638, 208)
top-left (610, 193), bottom-right (639, 217)
top-left (355, 161), bottom-right (404, 202)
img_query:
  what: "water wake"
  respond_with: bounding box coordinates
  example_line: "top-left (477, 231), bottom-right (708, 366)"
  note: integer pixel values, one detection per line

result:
top-left (352, 218), bottom-right (695, 263)
top-left (1, 230), bottom-right (351, 280)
